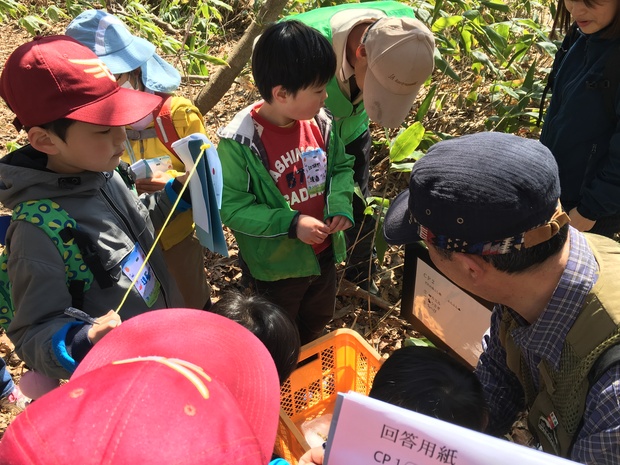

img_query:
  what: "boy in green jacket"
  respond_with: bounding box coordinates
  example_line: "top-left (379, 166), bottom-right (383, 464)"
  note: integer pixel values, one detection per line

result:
top-left (217, 21), bottom-right (355, 344)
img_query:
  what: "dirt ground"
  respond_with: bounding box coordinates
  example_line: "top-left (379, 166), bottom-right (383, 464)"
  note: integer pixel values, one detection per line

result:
top-left (0, 14), bottom-right (535, 447)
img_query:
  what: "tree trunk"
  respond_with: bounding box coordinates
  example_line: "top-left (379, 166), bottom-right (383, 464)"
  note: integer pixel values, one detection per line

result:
top-left (194, 0), bottom-right (290, 115)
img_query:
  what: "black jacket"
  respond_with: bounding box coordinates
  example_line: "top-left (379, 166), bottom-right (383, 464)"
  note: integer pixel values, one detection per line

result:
top-left (540, 29), bottom-right (620, 222)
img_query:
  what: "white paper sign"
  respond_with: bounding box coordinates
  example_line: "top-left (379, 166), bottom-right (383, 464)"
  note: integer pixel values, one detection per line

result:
top-left (413, 259), bottom-right (490, 367)
top-left (325, 392), bottom-right (580, 465)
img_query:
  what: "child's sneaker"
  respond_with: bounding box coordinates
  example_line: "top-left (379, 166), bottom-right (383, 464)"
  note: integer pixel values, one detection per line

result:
top-left (0, 385), bottom-right (30, 413)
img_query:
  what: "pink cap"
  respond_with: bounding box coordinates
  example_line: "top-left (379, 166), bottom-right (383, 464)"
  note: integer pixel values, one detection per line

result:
top-left (0, 309), bottom-right (281, 464)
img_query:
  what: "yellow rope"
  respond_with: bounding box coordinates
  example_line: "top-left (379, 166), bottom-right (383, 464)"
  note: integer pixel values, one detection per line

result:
top-left (114, 143), bottom-right (209, 314)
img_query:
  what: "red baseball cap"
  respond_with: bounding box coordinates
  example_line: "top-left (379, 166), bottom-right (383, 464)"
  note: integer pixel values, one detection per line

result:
top-left (0, 35), bottom-right (162, 130)
top-left (0, 309), bottom-right (281, 464)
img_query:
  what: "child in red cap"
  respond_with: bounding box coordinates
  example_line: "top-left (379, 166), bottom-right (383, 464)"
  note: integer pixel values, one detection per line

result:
top-left (0, 36), bottom-right (187, 383)
top-left (0, 309), bottom-right (282, 464)
top-left (66, 10), bottom-right (212, 310)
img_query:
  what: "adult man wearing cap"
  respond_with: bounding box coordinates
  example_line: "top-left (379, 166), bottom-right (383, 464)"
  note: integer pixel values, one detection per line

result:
top-left (383, 132), bottom-right (620, 463)
top-left (287, 2), bottom-right (435, 292)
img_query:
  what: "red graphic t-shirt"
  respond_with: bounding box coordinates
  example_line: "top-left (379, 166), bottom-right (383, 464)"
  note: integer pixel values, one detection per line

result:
top-left (251, 104), bottom-right (329, 254)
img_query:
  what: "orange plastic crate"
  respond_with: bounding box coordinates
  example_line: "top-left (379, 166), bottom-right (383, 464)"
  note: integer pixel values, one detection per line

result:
top-left (274, 328), bottom-right (383, 464)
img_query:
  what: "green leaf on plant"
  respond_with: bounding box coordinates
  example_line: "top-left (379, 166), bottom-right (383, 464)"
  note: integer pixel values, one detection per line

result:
top-left (480, 0), bottom-right (510, 13)
top-left (432, 15), bottom-right (463, 32)
top-left (390, 122), bottom-right (425, 163)
top-left (389, 161), bottom-right (416, 172)
top-left (353, 185), bottom-right (367, 204)
top-left (415, 84), bottom-right (437, 122)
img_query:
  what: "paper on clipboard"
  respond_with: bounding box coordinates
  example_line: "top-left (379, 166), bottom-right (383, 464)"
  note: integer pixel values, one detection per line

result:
top-left (171, 133), bottom-right (228, 257)
top-left (325, 392), bottom-right (580, 465)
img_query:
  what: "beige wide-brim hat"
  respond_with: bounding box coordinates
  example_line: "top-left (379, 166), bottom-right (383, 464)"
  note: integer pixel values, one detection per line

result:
top-left (363, 17), bottom-right (435, 128)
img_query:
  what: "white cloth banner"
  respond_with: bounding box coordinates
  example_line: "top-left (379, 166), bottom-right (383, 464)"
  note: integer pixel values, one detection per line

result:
top-left (172, 133), bottom-right (227, 256)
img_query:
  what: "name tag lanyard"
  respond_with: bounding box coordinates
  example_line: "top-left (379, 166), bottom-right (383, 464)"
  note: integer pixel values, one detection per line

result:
top-left (114, 142), bottom-right (208, 314)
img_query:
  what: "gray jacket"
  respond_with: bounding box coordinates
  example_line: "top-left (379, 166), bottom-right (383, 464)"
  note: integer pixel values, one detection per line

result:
top-left (0, 146), bottom-right (184, 379)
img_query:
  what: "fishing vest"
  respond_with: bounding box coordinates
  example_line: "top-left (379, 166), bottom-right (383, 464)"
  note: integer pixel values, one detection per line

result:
top-left (499, 233), bottom-right (620, 457)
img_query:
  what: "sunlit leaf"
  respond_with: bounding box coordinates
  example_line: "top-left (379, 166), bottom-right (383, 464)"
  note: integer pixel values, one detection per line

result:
top-left (432, 15), bottom-right (463, 33)
top-left (415, 84), bottom-right (437, 122)
top-left (480, 0), bottom-right (510, 13)
top-left (390, 122), bottom-right (425, 162)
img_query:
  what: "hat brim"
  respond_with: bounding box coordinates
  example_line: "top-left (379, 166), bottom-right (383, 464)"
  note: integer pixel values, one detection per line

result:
top-left (141, 53), bottom-right (181, 93)
top-left (384, 189), bottom-right (422, 245)
top-left (65, 87), bottom-right (162, 127)
top-left (98, 34), bottom-right (156, 75)
top-left (73, 308), bottom-right (280, 463)
top-left (363, 68), bottom-right (422, 128)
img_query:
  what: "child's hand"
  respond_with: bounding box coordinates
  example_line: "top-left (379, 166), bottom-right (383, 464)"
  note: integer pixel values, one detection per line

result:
top-left (135, 171), bottom-right (173, 194)
top-left (175, 171), bottom-right (189, 186)
top-left (568, 207), bottom-right (596, 232)
top-left (297, 214), bottom-right (330, 245)
top-left (299, 446), bottom-right (325, 465)
top-left (87, 310), bottom-right (122, 345)
top-left (325, 215), bottom-right (352, 233)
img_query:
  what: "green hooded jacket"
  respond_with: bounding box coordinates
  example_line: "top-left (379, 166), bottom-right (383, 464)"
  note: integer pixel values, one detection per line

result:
top-left (217, 106), bottom-right (355, 281)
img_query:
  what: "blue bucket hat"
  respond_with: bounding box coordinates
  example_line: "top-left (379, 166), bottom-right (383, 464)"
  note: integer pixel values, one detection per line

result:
top-left (66, 9), bottom-right (181, 93)
top-left (383, 132), bottom-right (569, 255)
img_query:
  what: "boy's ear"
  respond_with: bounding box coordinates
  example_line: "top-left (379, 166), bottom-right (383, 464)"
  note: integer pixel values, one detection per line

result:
top-left (28, 127), bottom-right (62, 156)
top-left (272, 85), bottom-right (290, 104)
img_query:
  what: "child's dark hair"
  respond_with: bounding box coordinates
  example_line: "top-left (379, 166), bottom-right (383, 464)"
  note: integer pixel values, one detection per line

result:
top-left (369, 345), bottom-right (488, 432)
top-left (551, 0), bottom-right (620, 39)
top-left (252, 20), bottom-right (336, 103)
top-left (209, 290), bottom-right (300, 384)
top-left (35, 118), bottom-right (76, 142)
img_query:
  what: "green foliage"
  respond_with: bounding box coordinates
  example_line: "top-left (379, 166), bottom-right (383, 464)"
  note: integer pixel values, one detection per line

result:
top-left (113, 0), bottom-right (230, 76)
top-left (2, 0), bottom-right (556, 134)
top-left (285, 0), bottom-right (361, 15)
top-left (418, 0), bottom-right (556, 133)
top-left (390, 122), bottom-right (426, 163)
top-left (0, 0), bottom-right (27, 22)
top-left (5, 0), bottom-right (231, 78)
top-left (18, 15), bottom-right (48, 35)
top-left (6, 142), bottom-right (21, 153)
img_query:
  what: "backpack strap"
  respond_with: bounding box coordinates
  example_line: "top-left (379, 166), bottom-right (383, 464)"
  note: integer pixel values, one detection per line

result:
top-left (58, 227), bottom-right (114, 290)
top-left (588, 343), bottom-right (620, 387)
top-left (125, 128), bottom-right (158, 141)
top-left (153, 94), bottom-right (181, 158)
top-left (0, 199), bottom-right (102, 330)
top-left (0, 254), bottom-right (13, 329)
top-left (124, 94), bottom-right (182, 161)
